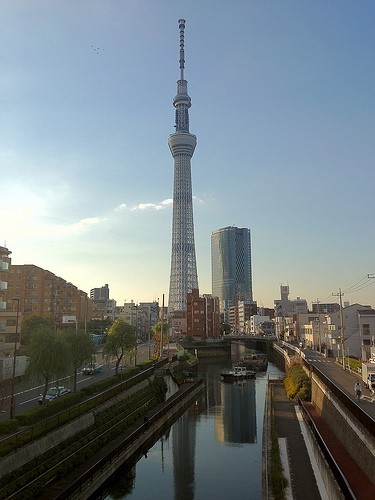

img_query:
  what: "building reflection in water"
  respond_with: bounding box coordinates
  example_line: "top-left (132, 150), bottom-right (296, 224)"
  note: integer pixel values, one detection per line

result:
top-left (199, 357), bottom-right (257, 445)
top-left (217, 380), bottom-right (256, 444)
top-left (100, 357), bottom-right (261, 499)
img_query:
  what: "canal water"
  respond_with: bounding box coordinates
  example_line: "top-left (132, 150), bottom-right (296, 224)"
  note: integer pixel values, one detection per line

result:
top-left (96, 344), bottom-right (283, 500)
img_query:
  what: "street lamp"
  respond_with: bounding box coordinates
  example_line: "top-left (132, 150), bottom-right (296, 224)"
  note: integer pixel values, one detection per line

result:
top-left (10, 297), bottom-right (20, 420)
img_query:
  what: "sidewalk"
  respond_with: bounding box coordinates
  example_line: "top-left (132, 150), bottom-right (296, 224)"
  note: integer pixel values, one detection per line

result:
top-left (271, 377), bottom-right (375, 500)
top-left (270, 380), bottom-right (322, 500)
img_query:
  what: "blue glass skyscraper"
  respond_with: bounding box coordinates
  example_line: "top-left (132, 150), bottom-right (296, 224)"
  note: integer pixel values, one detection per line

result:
top-left (211, 226), bottom-right (253, 321)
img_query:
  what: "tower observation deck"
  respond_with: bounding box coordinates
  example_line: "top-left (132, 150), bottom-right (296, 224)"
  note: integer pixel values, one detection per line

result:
top-left (168, 19), bottom-right (198, 315)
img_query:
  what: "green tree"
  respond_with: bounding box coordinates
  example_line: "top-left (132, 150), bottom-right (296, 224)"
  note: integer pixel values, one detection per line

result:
top-left (221, 323), bottom-right (231, 336)
top-left (103, 319), bottom-right (135, 375)
top-left (63, 329), bottom-right (95, 392)
top-left (87, 317), bottom-right (112, 335)
top-left (25, 326), bottom-right (73, 403)
top-left (151, 321), bottom-right (169, 358)
top-left (20, 315), bottom-right (55, 346)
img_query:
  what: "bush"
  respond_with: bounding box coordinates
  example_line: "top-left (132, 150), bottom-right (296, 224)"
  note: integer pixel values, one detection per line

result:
top-left (17, 392), bottom-right (83, 426)
top-left (149, 377), bottom-right (167, 402)
top-left (118, 366), bottom-right (141, 378)
top-left (80, 376), bottom-right (119, 396)
top-left (0, 419), bottom-right (18, 435)
top-left (284, 363), bottom-right (311, 401)
top-left (137, 359), bottom-right (156, 371)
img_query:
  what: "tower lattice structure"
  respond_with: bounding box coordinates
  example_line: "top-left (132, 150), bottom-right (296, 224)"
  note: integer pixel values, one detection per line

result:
top-left (168, 19), bottom-right (198, 315)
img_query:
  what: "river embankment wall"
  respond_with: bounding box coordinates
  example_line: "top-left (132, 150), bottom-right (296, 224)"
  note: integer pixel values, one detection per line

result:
top-left (0, 378), bottom-right (151, 476)
top-left (57, 381), bottom-right (204, 500)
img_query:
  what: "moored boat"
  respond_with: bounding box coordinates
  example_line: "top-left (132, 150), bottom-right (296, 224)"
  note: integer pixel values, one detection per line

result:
top-left (240, 354), bottom-right (268, 372)
top-left (220, 364), bottom-right (256, 381)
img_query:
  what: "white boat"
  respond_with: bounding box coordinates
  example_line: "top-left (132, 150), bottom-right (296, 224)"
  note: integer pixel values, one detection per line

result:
top-left (220, 364), bottom-right (256, 381)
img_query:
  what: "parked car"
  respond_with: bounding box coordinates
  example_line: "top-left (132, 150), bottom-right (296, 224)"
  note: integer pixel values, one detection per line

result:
top-left (38, 386), bottom-right (71, 405)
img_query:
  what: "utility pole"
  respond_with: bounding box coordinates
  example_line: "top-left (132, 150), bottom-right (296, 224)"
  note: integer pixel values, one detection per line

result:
top-left (160, 294), bottom-right (164, 359)
top-left (315, 298), bottom-right (322, 353)
top-left (333, 289), bottom-right (345, 370)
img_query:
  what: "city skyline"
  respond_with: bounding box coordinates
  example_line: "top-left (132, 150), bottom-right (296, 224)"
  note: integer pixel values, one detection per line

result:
top-left (2, 1), bottom-right (375, 309)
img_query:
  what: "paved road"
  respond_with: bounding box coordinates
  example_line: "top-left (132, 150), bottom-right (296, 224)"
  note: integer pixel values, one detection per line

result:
top-left (1, 342), bottom-right (152, 418)
top-left (300, 349), bottom-right (375, 417)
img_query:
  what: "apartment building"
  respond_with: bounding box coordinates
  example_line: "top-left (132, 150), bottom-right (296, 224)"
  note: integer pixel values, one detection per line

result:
top-left (0, 246), bottom-right (20, 355)
top-left (116, 301), bottom-right (159, 340)
top-left (7, 264), bottom-right (91, 327)
top-left (237, 300), bottom-right (257, 333)
top-left (186, 289), bottom-right (220, 339)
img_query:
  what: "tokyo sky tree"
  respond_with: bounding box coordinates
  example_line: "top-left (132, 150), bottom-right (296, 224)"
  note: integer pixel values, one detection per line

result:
top-left (168, 19), bottom-right (198, 314)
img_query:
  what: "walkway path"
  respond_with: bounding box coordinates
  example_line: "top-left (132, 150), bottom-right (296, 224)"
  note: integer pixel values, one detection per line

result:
top-left (273, 347), bottom-right (375, 499)
top-left (271, 380), bottom-right (323, 500)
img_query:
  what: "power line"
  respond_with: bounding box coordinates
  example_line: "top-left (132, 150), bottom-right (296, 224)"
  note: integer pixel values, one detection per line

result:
top-left (342, 275), bottom-right (369, 293)
top-left (344, 280), bottom-right (375, 295)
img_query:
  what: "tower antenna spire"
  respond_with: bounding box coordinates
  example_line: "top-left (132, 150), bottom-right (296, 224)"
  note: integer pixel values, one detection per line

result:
top-left (178, 19), bottom-right (186, 81)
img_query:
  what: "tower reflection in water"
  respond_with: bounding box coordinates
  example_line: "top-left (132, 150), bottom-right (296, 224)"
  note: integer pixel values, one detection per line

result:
top-left (100, 366), bottom-right (260, 499)
top-left (172, 411), bottom-right (196, 500)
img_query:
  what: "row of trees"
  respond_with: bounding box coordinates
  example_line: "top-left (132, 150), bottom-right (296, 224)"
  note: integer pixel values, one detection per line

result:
top-left (26, 326), bottom-right (95, 403)
top-left (20, 316), bottom-right (170, 404)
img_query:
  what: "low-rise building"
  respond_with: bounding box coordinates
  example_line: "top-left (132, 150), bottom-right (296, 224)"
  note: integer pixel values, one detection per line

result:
top-left (237, 300), bottom-right (257, 334)
top-left (274, 285), bottom-right (308, 339)
top-left (274, 285), bottom-right (308, 318)
top-left (324, 303), bottom-right (374, 359)
top-left (186, 289), bottom-right (220, 339)
top-left (246, 315), bottom-right (271, 335)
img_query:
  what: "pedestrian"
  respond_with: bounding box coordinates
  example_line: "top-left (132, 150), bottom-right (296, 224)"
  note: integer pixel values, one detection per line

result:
top-left (354, 381), bottom-right (361, 401)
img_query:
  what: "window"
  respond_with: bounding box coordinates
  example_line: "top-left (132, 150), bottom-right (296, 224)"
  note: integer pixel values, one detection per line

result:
top-left (363, 324), bottom-right (370, 336)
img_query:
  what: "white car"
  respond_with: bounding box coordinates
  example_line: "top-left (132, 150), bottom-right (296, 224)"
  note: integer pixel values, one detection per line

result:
top-left (82, 364), bottom-right (103, 375)
top-left (38, 386), bottom-right (71, 405)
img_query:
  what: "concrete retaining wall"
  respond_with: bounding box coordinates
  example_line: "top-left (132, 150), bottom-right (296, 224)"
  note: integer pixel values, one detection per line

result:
top-left (74, 383), bottom-right (204, 499)
top-left (0, 379), bottom-right (152, 477)
top-left (0, 412), bottom-right (95, 476)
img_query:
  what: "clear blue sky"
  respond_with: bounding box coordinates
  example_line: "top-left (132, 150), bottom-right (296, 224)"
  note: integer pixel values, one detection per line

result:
top-left (2, 1), bottom-right (375, 309)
